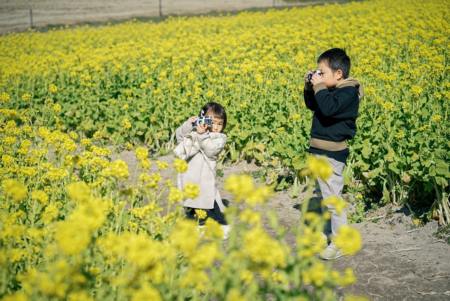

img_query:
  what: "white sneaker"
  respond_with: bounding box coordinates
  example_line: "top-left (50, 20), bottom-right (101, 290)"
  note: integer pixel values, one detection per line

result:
top-left (197, 225), bottom-right (205, 237)
top-left (221, 225), bottom-right (231, 240)
top-left (321, 232), bottom-right (328, 244)
top-left (319, 243), bottom-right (345, 260)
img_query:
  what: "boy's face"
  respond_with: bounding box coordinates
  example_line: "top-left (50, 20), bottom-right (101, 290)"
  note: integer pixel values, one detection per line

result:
top-left (317, 60), bottom-right (344, 88)
top-left (207, 110), bottom-right (224, 133)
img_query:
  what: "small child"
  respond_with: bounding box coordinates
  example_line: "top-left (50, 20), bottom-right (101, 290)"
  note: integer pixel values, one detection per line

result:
top-left (303, 48), bottom-right (364, 260)
top-left (174, 102), bottom-right (230, 238)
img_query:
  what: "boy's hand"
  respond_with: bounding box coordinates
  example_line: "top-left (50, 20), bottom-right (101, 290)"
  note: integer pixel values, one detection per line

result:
top-left (310, 72), bottom-right (324, 86)
top-left (304, 71), bottom-right (313, 89)
top-left (196, 124), bottom-right (208, 134)
top-left (188, 116), bottom-right (197, 123)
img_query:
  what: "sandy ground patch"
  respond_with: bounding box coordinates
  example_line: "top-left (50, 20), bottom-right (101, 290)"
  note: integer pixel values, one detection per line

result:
top-left (0, 0), bottom-right (302, 34)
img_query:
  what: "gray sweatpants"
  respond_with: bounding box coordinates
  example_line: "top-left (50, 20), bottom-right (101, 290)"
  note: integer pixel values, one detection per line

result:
top-left (315, 155), bottom-right (347, 238)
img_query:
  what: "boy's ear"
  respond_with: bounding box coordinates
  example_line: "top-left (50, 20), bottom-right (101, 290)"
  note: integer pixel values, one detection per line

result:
top-left (335, 69), bottom-right (344, 80)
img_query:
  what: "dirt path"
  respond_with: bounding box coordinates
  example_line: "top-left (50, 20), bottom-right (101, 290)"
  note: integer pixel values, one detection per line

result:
top-left (116, 151), bottom-right (450, 300)
top-left (0, 0), bottom-right (323, 34)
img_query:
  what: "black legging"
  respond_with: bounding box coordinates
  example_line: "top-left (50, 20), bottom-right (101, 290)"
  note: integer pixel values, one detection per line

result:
top-left (185, 201), bottom-right (227, 225)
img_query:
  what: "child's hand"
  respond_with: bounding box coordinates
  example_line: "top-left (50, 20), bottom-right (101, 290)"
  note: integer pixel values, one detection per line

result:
top-left (188, 116), bottom-right (197, 123)
top-left (310, 72), bottom-right (324, 86)
top-left (196, 124), bottom-right (208, 134)
top-left (304, 71), bottom-right (313, 83)
top-left (304, 71), bottom-right (313, 89)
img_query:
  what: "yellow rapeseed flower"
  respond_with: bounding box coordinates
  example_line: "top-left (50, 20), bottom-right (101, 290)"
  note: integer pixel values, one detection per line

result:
top-left (246, 186), bottom-right (273, 205)
top-left (121, 118), bottom-right (132, 130)
top-left (239, 209), bottom-right (261, 226)
top-left (168, 187), bottom-right (184, 203)
top-left (334, 225), bottom-right (362, 255)
top-left (169, 219), bottom-right (200, 255)
top-left (48, 84), bottom-right (58, 94)
top-left (131, 285), bottom-right (161, 301)
top-left (431, 114), bottom-right (442, 122)
top-left (53, 103), bottom-right (62, 113)
top-left (189, 243), bottom-right (220, 267)
top-left (42, 203), bottom-right (59, 224)
top-left (243, 227), bottom-right (286, 269)
top-left (302, 261), bottom-right (327, 287)
top-left (0, 92), bottom-right (10, 103)
top-left (195, 209), bottom-right (207, 220)
top-left (135, 146), bottom-right (148, 161)
top-left (31, 190), bottom-right (49, 205)
top-left (297, 227), bottom-right (327, 258)
top-left (173, 158), bottom-right (188, 173)
top-left (139, 173), bottom-right (161, 188)
top-left (2, 179), bottom-right (27, 202)
top-left (303, 156), bottom-right (333, 180)
top-left (204, 219), bottom-right (223, 239)
top-left (21, 93), bottom-right (31, 102)
top-left (322, 196), bottom-right (348, 215)
top-left (156, 160), bottom-right (169, 170)
top-left (101, 160), bottom-right (129, 179)
top-left (55, 221), bottom-right (91, 255)
top-left (66, 181), bottom-right (91, 203)
top-left (224, 174), bottom-right (254, 202)
top-left (183, 183), bottom-right (200, 199)
top-left (225, 289), bottom-right (248, 301)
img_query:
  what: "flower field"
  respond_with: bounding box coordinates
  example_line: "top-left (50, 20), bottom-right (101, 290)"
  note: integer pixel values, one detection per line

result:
top-left (0, 0), bottom-right (449, 299)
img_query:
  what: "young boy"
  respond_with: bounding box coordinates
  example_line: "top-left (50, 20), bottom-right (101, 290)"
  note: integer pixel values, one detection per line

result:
top-left (303, 48), bottom-right (364, 260)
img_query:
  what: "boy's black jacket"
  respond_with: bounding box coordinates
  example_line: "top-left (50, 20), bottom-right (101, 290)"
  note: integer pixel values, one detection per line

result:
top-left (304, 78), bottom-right (363, 162)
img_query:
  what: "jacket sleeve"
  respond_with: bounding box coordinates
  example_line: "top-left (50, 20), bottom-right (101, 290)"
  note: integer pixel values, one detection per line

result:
top-left (304, 84), bottom-right (317, 111)
top-left (196, 133), bottom-right (227, 160)
top-left (174, 134), bottom-right (200, 160)
top-left (175, 120), bottom-right (194, 143)
top-left (313, 84), bottom-right (359, 118)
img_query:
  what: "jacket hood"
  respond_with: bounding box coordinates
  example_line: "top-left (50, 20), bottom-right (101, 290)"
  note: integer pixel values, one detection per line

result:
top-left (336, 78), bottom-right (364, 99)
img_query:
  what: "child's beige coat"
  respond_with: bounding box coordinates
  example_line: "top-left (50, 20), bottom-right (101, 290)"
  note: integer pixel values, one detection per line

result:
top-left (174, 120), bottom-right (227, 211)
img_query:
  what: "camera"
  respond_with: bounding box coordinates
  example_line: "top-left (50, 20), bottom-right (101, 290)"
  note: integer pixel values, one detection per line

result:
top-left (307, 70), bottom-right (323, 82)
top-left (193, 115), bottom-right (213, 127)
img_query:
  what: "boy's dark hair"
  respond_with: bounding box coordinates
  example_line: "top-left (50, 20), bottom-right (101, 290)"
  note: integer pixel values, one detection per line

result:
top-left (199, 102), bottom-right (227, 130)
top-left (317, 48), bottom-right (351, 79)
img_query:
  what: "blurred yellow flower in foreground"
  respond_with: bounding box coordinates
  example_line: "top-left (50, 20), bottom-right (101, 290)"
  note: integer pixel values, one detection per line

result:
top-left (195, 209), bottom-right (207, 220)
top-left (302, 156), bottom-right (333, 180)
top-left (168, 187), bottom-right (183, 203)
top-left (66, 181), bottom-right (91, 203)
top-left (224, 174), bottom-right (254, 201)
top-left (101, 160), bottom-right (129, 179)
top-left (173, 158), bottom-right (188, 173)
top-left (322, 196), bottom-right (348, 215)
top-left (2, 179), bottom-right (27, 202)
top-left (183, 183), bottom-right (200, 199)
top-left (334, 225), bottom-right (362, 255)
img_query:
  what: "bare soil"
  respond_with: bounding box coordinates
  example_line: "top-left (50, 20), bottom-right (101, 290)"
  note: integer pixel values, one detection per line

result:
top-left (115, 151), bottom-right (450, 300)
top-left (0, 0), bottom-right (326, 34)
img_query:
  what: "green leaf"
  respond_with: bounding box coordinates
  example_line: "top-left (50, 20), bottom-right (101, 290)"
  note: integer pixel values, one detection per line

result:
top-left (388, 162), bottom-right (400, 174)
top-left (435, 160), bottom-right (449, 177)
top-left (291, 156), bottom-right (305, 171)
top-left (361, 143), bottom-right (372, 159)
top-left (382, 182), bottom-right (391, 204)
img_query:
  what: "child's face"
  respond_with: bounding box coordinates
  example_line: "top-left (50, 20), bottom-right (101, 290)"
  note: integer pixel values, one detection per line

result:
top-left (207, 110), bottom-right (224, 133)
top-left (317, 60), bottom-right (344, 88)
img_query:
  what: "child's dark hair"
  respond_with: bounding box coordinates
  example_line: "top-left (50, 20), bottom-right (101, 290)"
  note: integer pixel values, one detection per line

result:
top-left (199, 102), bottom-right (227, 130)
top-left (317, 48), bottom-right (351, 79)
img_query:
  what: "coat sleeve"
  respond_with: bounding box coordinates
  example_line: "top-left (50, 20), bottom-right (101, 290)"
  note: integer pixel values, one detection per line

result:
top-left (313, 84), bottom-right (359, 118)
top-left (175, 120), bottom-right (194, 144)
top-left (196, 133), bottom-right (227, 160)
top-left (304, 85), bottom-right (317, 111)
